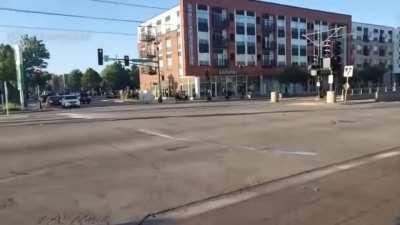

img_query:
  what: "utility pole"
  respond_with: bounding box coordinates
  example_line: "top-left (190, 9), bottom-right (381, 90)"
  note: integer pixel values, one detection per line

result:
top-left (155, 42), bottom-right (163, 103)
top-left (13, 45), bottom-right (25, 110)
top-left (4, 81), bottom-right (9, 116)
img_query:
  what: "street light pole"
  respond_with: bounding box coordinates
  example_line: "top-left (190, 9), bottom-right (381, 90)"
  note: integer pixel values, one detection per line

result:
top-left (156, 42), bottom-right (163, 103)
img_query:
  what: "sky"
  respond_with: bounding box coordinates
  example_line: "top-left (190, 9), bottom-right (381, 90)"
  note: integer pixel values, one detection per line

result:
top-left (0, 0), bottom-right (399, 75)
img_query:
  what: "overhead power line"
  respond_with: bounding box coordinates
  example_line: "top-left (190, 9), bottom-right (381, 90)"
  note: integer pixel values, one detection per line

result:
top-left (0, 24), bottom-right (137, 36)
top-left (0, 7), bottom-right (144, 23)
top-left (89, 0), bottom-right (170, 10)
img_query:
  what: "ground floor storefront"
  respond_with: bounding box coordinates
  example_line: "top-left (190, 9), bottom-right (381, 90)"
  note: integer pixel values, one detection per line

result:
top-left (198, 75), bottom-right (313, 98)
top-left (142, 75), bottom-right (316, 99)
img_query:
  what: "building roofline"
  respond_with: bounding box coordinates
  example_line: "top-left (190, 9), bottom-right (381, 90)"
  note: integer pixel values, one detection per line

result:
top-left (253, 0), bottom-right (351, 18)
top-left (352, 21), bottom-right (395, 29)
top-left (140, 4), bottom-right (180, 26)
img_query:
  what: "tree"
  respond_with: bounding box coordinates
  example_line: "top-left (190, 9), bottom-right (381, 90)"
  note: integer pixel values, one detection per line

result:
top-left (101, 62), bottom-right (130, 90)
top-left (65, 69), bottom-right (83, 92)
top-left (357, 65), bottom-right (387, 85)
top-left (127, 65), bottom-right (140, 89)
top-left (277, 65), bottom-right (309, 85)
top-left (20, 35), bottom-right (50, 89)
top-left (81, 68), bottom-right (102, 91)
top-left (0, 44), bottom-right (16, 82)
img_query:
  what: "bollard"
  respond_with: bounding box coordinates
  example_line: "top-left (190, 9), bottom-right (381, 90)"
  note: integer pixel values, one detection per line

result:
top-left (270, 91), bottom-right (279, 103)
top-left (326, 91), bottom-right (336, 104)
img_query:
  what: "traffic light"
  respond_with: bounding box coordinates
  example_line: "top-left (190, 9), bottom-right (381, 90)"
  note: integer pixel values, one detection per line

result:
top-left (332, 40), bottom-right (343, 72)
top-left (323, 40), bottom-right (332, 58)
top-left (124, 55), bottom-right (130, 67)
top-left (97, 48), bottom-right (104, 65)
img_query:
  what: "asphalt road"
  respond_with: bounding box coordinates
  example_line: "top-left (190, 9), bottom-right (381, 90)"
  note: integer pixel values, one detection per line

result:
top-left (176, 152), bottom-right (400, 225)
top-left (0, 99), bottom-right (400, 225)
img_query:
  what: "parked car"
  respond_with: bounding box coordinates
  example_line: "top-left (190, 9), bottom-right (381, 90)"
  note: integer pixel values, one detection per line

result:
top-left (175, 91), bottom-right (189, 101)
top-left (61, 95), bottom-right (80, 108)
top-left (105, 91), bottom-right (118, 99)
top-left (47, 96), bottom-right (62, 106)
top-left (79, 93), bottom-right (92, 104)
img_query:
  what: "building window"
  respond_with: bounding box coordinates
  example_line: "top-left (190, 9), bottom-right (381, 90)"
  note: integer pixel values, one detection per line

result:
top-left (166, 54), bottom-right (172, 67)
top-left (292, 28), bottom-right (299, 39)
top-left (199, 40), bottom-right (209, 53)
top-left (236, 22), bottom-right (245, 35)
top-left (278, 28), bottom-right (285, 38)
top-left (278, 44), bottom-right (285, 55)
top-left (300, 46), bottom-right (307, 56)
top-left (165, 15), bottom-right (171, 22)
top-left (236, 10), bottom-right (245, 15)
top-left (247, 23), bottom-right (256, 35)
top-left (198, 18), bottom-right (209, 32)
top-left (307, 22), bottom-right (314, 30)
top-left (357, 26), bottom-right (362, 31)
top-left (197, 4), bottom-right (207, 10)
top-left (292, 45), bottom-right (299, 56)
top-left (247, 42), bottom-right (256, 54)
top-left (246, 11), bottom-right (255, 17)
top-left (300, 29), bottom-right (306, 39)
top-left (236, 42), bottom-right (246, 54)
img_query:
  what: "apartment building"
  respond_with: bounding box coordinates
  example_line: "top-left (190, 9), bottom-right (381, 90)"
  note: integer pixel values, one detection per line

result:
top-left (138, 0), bottom-right (352, 97)
top-left (394, 28), bottom-right (400, 75)
top-left (352, 22), bottom-right (395, 85)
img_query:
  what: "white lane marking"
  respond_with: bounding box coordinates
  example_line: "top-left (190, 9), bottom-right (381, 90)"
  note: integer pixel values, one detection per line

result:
top-left (151, 149), bottom-right (400, 221)
top-left (59, 113), bottom-right (94, 119)
top-left (270, 149), bottom-right (319, 156)
top-left (137, 129), bottom-right (188, 141)
top-left (59, 113), bottom-right (108, 120)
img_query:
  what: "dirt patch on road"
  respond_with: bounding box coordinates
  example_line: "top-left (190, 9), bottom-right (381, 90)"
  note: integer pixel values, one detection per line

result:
top-left (0, 198), bottom-right (16, 210)
top-left (37, 211), bottom-right (110, 225)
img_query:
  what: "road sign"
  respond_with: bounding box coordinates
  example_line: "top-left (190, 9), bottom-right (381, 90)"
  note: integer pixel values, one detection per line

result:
top-left (310, 69), bottom-right (317, 77)
top-left (344, 65), bottom-right (354, 78)
top-left (344, 83), bottom-right (350, 90)
top-left (328, 75), bottom-right (334, 84)
top-left (323, 58), bottom-right (331, 70)
top-left (316, 81), bottom-right (321, 87)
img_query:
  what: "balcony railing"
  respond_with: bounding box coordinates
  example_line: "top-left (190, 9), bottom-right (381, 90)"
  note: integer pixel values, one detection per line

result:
top-left (211, 14), bottom-right (229, 30)
top-left (263, 41), bottom-right (276, 51)
top-left (262, 20), bottom-right (276, 34)
top-left (261, 57), bottom-right (276, 68)
top-left (140, 33), bottom-right (156, 42)
top-left (212, 36), bottom-right (229, 49)
top-left (140, 50), bottom-right (157, 59)
top-left (212, 58), bottom-right (229, 68)
top-left (141, 66), bottom-right (157, 75)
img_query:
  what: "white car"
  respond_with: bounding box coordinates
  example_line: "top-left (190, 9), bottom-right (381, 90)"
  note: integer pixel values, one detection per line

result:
top-left (61, 95), bottom-right (80, 108)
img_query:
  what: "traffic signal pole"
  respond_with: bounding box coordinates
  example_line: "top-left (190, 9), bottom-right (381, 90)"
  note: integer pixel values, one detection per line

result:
top-left (156, 44), bottom-right (163, 103)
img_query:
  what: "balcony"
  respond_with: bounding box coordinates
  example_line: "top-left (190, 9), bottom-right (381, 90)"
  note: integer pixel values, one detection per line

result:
top-left (212, 36), bottom-right (228, 49)
top-left (263, 41), bottom-right (276, 51)
top-left (140, 50), bottom-right (157, 59)
top-left (211, 14), bottom-right (229, 30)
top-left (262, 58), bottom-right (276, 68)
top-left (212, 58), bottom-right (229, 68)
top-left (141, 66), bottom-right (157, 75)
top-left (362, 35), bottom-right (370, 42)
top-left (140, 33), bottom-right (156, 42)
top-left (262, 22), bottom-right (276, 35)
